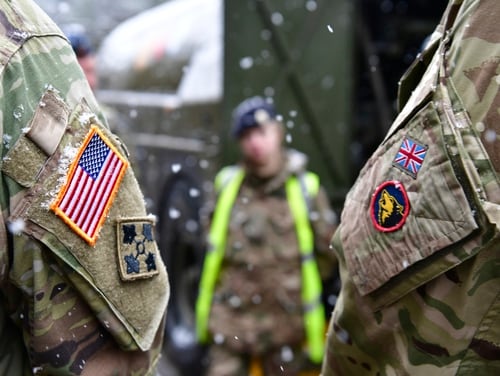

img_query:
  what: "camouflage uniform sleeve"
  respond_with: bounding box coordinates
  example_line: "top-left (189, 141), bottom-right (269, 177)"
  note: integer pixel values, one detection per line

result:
top-left (322, 1), bottom-right (500, 375)
top-left (0, 1), bottom-right (169, 375)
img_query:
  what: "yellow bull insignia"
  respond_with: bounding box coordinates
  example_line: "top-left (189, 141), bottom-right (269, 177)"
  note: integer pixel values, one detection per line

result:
top-left (370, 181), bottom-right (410, 232)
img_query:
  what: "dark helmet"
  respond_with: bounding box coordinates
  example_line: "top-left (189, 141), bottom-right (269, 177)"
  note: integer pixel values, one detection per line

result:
top-left (231, 96), bottom-right (277, 138)
top-left (63, 24), bottom-right (93, 58)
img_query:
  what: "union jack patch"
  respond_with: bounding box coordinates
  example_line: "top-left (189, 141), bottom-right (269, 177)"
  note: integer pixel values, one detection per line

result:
top-left (392, 136), bottom-right (428, 178)
top-left (117, 218), bottom-right (159, 281)
top-left (51, 125), bottom-right (129, 246)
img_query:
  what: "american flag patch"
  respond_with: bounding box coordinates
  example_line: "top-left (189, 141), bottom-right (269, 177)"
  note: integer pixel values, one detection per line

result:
top-left (51, 125), bottom-right (129, 245)
top-left (392, 136), bottom-right (428, 178)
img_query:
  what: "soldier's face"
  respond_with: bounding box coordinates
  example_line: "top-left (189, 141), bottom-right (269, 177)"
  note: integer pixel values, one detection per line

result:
top-left (238, 122), bottom-right (283, 166)
top-left (77, 54), bottom-right (97, 91)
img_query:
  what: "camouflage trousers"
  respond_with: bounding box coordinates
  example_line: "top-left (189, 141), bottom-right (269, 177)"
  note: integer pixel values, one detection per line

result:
top-left (204, 344), bottom-right (319, 376)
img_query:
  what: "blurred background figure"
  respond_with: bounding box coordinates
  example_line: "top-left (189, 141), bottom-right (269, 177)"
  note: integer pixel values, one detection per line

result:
top-left (64, 23), bottom-right (98, 91)
top-left (196, 96), bottom-right (338, 376)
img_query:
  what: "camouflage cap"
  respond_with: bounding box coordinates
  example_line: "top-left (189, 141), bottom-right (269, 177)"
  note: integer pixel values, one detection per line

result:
top-left (231, 96), bottom-right (277, 138)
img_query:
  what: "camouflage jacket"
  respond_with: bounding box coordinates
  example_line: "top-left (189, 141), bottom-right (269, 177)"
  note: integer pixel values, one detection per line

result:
top-left (0, 1), bottom-right (169, 375)
top-left (206, 149), bottom-right (337, 355)
top-left (322, 0), bottom-right (500, 375)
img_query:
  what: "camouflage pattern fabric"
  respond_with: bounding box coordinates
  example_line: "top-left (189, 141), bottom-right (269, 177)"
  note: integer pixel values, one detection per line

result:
top-left (205, 149), bottom-right (337, 376)
top-left (0, 1), bottom-right (169, 375)
top-left (321, 0), bottom-right (500, 375)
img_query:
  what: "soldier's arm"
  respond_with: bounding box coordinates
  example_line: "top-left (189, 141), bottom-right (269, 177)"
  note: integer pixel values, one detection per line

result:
top-left (0, 1), bottom-right (169, 374)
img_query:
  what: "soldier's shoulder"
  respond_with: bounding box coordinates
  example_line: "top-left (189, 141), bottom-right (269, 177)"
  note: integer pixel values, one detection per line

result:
top-left (1, 0), bottom-right (61, 36)
top-left (0, 0), bottom-right (67, 78)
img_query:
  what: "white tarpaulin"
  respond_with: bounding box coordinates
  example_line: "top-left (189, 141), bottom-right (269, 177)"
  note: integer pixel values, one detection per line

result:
top-left (97, 0), bottom-right (222, 106)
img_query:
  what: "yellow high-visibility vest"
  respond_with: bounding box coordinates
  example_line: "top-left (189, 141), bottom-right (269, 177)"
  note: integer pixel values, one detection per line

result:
top-left (196, 166), bottom-right (326, 363)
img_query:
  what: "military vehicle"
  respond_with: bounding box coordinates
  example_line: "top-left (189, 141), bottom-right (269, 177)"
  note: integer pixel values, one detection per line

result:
top-left (38, 0), bottom-right (448, 374)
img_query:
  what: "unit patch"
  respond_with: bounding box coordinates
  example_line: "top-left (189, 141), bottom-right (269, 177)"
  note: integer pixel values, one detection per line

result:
top-left (51, 125), bottom-right (129, 245)
top-left (392, 136), bottom-right (428, 178)
top-left (370, 181), bottom-right (410, 232)
top-left (117, 218), bottom-right (160, 281)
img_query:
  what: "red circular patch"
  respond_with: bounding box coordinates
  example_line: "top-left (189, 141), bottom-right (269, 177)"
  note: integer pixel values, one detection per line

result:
top-left (370, 181), bottom-right (410, 232)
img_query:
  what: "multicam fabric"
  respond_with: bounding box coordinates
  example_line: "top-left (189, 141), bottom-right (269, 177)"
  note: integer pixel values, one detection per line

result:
top-left (0, 1), bottom-right (169, 375)
top-left (321, 0), bottom-right (500, 375)
top-left (202, 150), bottom-right (337, 375)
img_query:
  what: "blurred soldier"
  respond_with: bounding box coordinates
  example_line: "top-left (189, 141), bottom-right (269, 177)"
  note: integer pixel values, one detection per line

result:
top-left (196, 96), bottom-right (337, 376)
top-left (0, 1), bottom-right (169, 375)
top-left (321, 0), bottom-right (500, 375)
top-left (64, 23), bottom-right (98, 91)
top-left (64, 24), bottom-right (125, 150)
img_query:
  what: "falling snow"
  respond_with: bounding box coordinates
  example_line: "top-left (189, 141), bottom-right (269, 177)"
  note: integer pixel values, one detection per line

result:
top-left (306, 0), bottom-right (317, 12)
top-left (485, 129), bottom-right (497, 143)
top-left (281, 346), bottom-right (294, 362)
top-left (271, 12), bottom-right (284, 26)
top-left (189, 188), bottom-right (200, 197)
top-left (13, 104), bottom-right (25, 120)
top-left (239, 56), bottom-right (254, 70)
top-left (78, 112), bottom-right (94, 126)
top-left (475, 122), bottom-right (486, 133)
top-left (171, 163), bottom-right (182, 173)
top-left (3, 133), bottom-right (12, 148)
top-left (169, 208), bottom-right (181, 219)
top-left (214, 333), bottom-right (225, 344)
top-left (8, 218), bottom-right (26, 235)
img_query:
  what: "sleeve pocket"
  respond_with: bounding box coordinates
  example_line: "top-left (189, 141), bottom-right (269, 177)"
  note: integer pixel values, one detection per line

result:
top-left (340, 101), bottom-right (478, 308)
